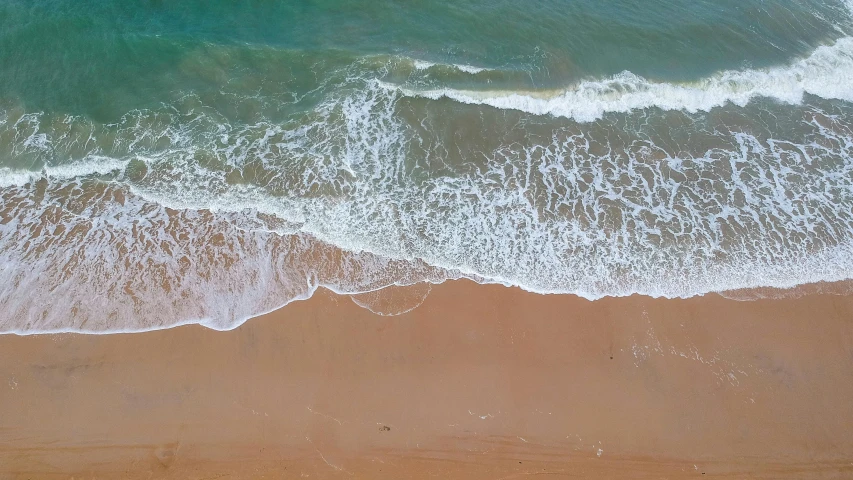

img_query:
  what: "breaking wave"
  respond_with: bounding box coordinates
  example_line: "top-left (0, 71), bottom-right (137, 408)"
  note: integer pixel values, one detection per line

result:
top-left (389, 37), bottom-right (853, 122)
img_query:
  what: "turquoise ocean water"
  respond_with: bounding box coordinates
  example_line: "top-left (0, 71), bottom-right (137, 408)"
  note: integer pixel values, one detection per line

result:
top-left (2, 0), bottom-right (853, 332)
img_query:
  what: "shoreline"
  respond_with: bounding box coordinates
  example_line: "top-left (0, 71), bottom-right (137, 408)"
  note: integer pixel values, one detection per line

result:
top-left (4, 277), bottom-right (852, 336)
top-left (2, 279), bottom-right (853, 478)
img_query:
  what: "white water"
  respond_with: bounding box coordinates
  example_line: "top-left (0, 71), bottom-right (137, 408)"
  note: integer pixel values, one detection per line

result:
top-left (412, 59), bottom-right (491, 75)
top-left (389, 37), bottom-right (853, 122)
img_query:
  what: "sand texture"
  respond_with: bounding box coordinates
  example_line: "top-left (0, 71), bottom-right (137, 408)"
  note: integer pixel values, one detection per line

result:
top-left (2, 280), bottom-right (853, 479)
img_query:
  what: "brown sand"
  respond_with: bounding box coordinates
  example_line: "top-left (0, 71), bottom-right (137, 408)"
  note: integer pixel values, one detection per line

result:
top-left (1, 280), bottom-right (853, 479)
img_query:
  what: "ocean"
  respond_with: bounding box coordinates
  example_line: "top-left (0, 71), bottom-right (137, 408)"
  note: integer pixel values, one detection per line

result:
top-left (1, 0), bottom-right (853, 332)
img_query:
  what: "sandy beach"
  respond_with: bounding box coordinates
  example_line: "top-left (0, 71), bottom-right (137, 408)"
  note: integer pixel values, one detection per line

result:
top-left (1, 280), bottom-right (852, 479)
top-left (3, 0), bottom-right (853, 478)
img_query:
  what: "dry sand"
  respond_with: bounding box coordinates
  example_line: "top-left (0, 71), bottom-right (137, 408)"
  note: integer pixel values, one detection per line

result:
top-left (1, 280), bottom-right (853, 479)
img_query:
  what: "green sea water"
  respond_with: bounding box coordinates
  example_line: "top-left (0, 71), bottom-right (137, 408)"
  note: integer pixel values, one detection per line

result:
top-left (0, 0), bottom-right (847, 119)
top-left (2, 0), bottom-right (853, 332)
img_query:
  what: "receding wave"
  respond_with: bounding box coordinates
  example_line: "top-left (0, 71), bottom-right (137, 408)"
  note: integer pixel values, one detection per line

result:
top-left (387, 36), bottom-right (853, 122)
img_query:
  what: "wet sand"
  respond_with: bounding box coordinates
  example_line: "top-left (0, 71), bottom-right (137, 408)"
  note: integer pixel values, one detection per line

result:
top-left (1, 280), bottom-right (853, 479)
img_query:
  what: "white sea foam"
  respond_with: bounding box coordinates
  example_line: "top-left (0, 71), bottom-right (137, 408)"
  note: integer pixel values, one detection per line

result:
top-left (0, 168), bottom-right (39, 188)
top-left (47, 156), bottom-right (129, 178)
top-left (0, 157), bottom-right (129, 187)
top-left (412, 59), bottom-right (490, 74)
top-left (389, 37), bottom-right (853, 122)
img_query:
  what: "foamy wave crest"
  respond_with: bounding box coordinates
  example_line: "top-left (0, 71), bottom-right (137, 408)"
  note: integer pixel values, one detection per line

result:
top-left (388, 37), bottom-right (853, 121)
top-left (0, 169), bottom-right (39, 188)
top-left (0, 157), bottom-right (129, 187)
top-left (412, 59), bottom-right (490, 74)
